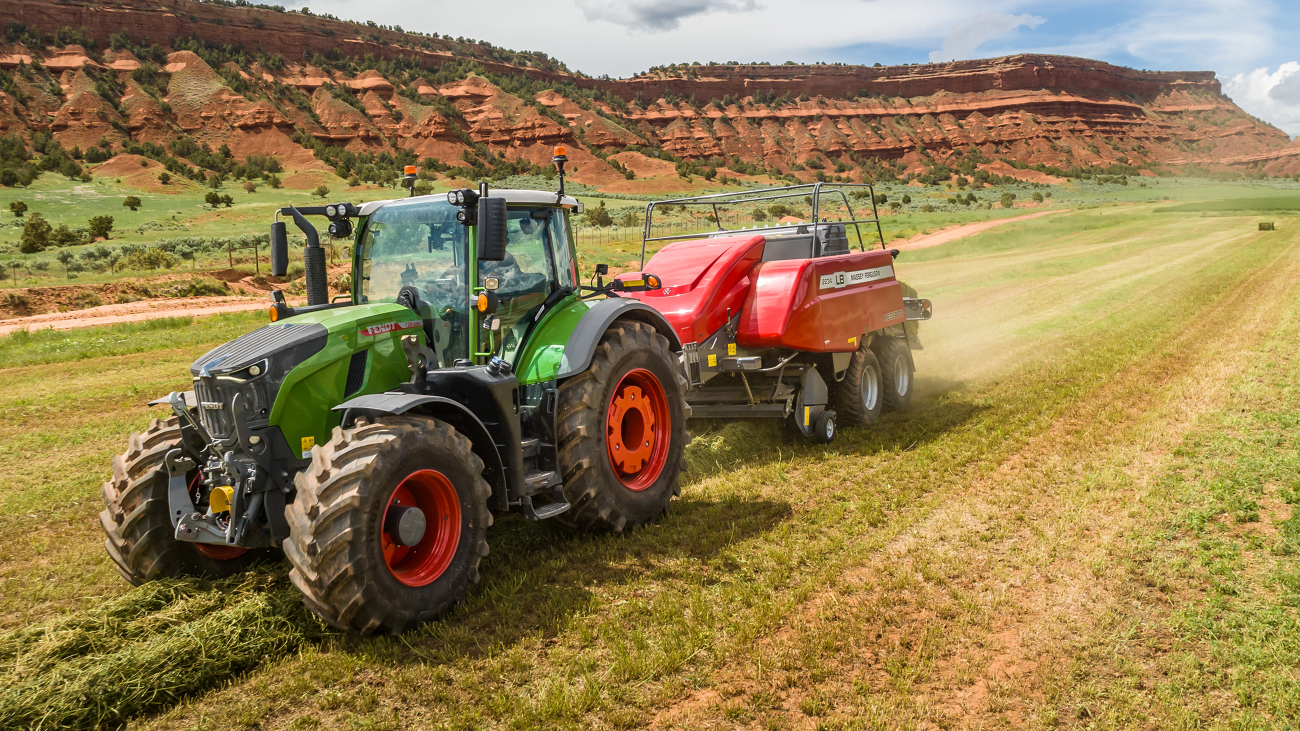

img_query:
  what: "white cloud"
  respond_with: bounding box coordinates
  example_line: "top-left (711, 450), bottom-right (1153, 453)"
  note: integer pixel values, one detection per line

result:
top-left (929, 12), bottom-right (1045, 63)
top-left (575, 0), bottom-right (760, 32)
top-left (1223, 63), bottom-right (1300, 137)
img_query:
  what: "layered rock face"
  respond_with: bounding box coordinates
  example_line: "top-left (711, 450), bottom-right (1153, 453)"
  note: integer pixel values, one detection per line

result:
top-left (1, 0), bottom-right (1297, 180)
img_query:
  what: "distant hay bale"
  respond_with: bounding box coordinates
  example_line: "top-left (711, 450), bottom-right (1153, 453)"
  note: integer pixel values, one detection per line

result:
top-left (1259, 222), bottom-right (1275, 231)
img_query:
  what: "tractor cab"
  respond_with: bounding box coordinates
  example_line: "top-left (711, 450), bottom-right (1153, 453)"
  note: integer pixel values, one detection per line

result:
top-left (353, 191), bottom-right (582, 368)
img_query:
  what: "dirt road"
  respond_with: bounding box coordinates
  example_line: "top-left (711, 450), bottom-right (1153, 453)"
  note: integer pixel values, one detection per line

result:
top-left (894, 208), bottom-right (1068, 251)
top-left (0, 296), bottom-right (268, 336)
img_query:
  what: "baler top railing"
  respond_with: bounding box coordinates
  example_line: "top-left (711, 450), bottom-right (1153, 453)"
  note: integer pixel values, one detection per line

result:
top-left (639, 182), bottom-right (886, 269)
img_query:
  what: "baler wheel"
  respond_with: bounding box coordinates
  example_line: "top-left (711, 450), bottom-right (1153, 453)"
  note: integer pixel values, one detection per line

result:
top-left (874, 337), bottom-right (915, 412)
top-left (100, 417), bottom-right (264, 585)
top-left (829, 343), bottom-right (885, 427)
top-left (553, 321), bottom-right (688, 532)
top-left (284, 415), bottom-right (491, 634)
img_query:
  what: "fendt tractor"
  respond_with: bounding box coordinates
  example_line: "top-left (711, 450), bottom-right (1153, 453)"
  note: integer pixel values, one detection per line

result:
top-left (100, 148), bottom-right (933, 634)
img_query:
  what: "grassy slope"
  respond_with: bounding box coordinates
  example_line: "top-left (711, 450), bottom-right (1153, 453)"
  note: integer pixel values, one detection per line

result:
top-left (0, 202), bottom-right (1297, 728)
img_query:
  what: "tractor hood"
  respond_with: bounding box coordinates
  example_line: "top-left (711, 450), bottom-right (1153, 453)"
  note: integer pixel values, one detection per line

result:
top-left (190, 322), bottom-right (328, 378)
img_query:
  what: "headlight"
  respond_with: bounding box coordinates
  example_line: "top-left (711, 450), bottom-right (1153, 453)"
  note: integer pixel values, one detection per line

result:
top-left (447, 191), bottom-right (460, 205)
top-left (325, 204), bottom-right (337, 218)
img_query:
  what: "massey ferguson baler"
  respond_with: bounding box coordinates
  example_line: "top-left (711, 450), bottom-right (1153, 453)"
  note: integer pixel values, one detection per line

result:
top-left (100, 153), bottom-right (931, 635)
top-left (622, 184), bottom-right (932, 442)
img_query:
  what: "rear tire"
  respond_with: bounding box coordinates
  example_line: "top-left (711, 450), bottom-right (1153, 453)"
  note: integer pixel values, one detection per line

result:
top-left (829, 344), bottom-right (885, 427)
top-left (553, 321), bottom-right (688, 532)
top-left (100, 417), bottom-right (264, 585)
top-left (874, 337), bottom-right (914, 412)
top-left (284, 416), bottom-right (491, 634)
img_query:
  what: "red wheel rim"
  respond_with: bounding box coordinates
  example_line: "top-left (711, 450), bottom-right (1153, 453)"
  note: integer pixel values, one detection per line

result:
top-left (605, 368), bottom-right (671, 491)
top-left (188, 473), bottom-right (249, 561)
top-left (382, 469), bottom-right (462, 587)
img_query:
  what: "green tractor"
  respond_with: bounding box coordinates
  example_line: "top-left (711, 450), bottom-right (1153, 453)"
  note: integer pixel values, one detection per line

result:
top-left (101, 152), bottom-right (689, 633)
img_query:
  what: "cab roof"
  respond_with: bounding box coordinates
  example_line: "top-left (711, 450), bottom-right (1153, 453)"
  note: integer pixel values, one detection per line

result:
top-left (358, 189), bottom-right (584, 217)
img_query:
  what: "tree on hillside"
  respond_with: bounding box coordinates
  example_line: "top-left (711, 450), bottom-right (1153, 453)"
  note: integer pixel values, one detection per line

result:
top-left (205, 191), bottom-right (222, 208)
top-left (51, 225), bottom-right (81, 248)
top-left (158, 171), bottom-right (171, 185)
top-left (312, 185), bottom-right (330, 198)
top-left (412, 180), bottom-right (432, 197)
top-left (19, 213), bottom-right (50, 253)
top-left (88, 215), bottom-right (114, 241)
top-left (123, 196), bottom-right (142, 212)
top-left (9, 201), bottom-right (26, 217)
top-left (1000, 192), bottom-right (1017, 209)
top-left (1032, 191), bottom-right (1044, 203)
top-left (618, 209), bottom-right (640, 228)
top-left (901, 194), bottom-right (911, 204)
top-left (55, 249), bottom-right (74, 277)
top-left (267, 174), bottom-right (283, 189)
top-left (243, 180), bottom-right (258, 194)
top-left (751, 208), bottom-right (767, 222)
top-left (220, 194), bottom-right (234, 207)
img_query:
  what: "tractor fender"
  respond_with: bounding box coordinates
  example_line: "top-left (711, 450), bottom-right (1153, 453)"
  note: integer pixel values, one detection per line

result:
top-left (332, 392), bottom-right (507, 503)
top-left (557, 298), bottom-right (681, 378)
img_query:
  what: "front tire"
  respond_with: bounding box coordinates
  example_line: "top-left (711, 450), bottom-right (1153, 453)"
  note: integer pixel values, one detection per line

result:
top-left (284, 416), bottom-right (491, 634)
top-left (553, 321), bottom-right (688, 532)
top-left (100, 417), bottom-right (263, 584)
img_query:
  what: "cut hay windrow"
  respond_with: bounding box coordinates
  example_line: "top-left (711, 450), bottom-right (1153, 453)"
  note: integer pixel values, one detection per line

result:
top-left (0, 570), bottom-right (328, 731)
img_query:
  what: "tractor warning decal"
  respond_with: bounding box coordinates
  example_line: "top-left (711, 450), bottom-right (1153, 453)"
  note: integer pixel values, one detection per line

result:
top-left (819, 265), bottom-right (894, 290)
top-left (359, 320), bottom-right (422, 338)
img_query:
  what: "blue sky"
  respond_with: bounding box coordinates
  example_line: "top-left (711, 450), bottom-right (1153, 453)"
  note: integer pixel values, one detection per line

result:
top-left (296, 0), bottom-right (1300, 136)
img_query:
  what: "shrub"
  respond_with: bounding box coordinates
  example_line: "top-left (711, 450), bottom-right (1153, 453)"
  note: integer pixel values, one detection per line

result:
top-left (19, 213), bottom-right (51, 253)
top-left (921, 203), bottom-right (934, 212)
top-left (1000, 192), bottom-right (1017, 209)
top-left (751, 208), bottom-right (767, 222)
top-left (123, 196), bottom-right (142, 211)
top-left (312, 185), bottom-right (330, 198)
top-left (243, 180), bottom-right (257, 194)
top-left (120, 248), bottom-right (175, 270)
top-left (220, 194), bottom-right (233, 207)
top-left (9, 201), bottom-right (26, 217)
top-left (205, 191), bottom-right (221, 208)
top-left (267, 174), bottom-right (283, 189)
top-left (412, 180), bottom-right (432, 197)
top-left (617, 209), bottom-right (640, 228)
top-left (88, 215), bottom-right (115, 240)
top-left (584, 201), bottom-right (613, 227)
top-left (1031, 191), bottom-right (1044, 203)
top-left (901, 194), bottom-right (911, 204)
top-left (158, 171), bottom-right (171, 185)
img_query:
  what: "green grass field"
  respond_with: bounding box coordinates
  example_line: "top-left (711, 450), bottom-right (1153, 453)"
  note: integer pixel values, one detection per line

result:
top-left (1, 189), bottom-right (1299, 729)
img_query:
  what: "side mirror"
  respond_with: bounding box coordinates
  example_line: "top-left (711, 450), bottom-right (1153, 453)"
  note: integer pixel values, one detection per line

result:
top-left (270, 221), bottom-right (288, 277)
top-left (477, 197), bottom-right (508, 262)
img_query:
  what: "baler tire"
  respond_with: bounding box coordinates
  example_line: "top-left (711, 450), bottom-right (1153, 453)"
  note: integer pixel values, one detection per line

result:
top-left (830, 344), bottom-right (885, 427)
top-left (100, 417), bottom-right (265, 585)
top-left (553, 321), bottom-right (687, 533)
top-left (284, 415), bottom-right (491, 634)
top-left (875, 337), bottom-right (915, 412)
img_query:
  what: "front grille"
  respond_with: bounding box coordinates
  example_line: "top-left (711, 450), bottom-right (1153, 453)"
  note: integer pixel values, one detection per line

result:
top-left (193, 379), bottom-right (234, 438)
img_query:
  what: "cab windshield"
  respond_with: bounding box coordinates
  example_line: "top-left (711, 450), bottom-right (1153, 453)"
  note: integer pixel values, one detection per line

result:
top-left (358, 198), bottom-right (575, 367)
top-left (358, 198), bottom-right (469, 367)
